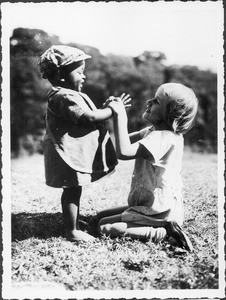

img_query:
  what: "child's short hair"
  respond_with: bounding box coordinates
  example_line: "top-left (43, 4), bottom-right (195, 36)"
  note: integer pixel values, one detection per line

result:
top-left (157, 83), bottom-right (198, 134)
top-left (38, 45), bottom-right (91, 81)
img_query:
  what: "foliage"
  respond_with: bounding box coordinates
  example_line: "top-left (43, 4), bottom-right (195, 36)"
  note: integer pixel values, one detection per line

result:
top-left (164, 65), bottom-right (217, 151)
top-left (10, 28), bottom-right (218, 155)
top-left (10, 28), bottom-right (54, 155)
top-left (11, 152), bottom-right (219, 291)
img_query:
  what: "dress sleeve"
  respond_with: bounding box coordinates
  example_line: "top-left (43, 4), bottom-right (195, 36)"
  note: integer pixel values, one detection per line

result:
top-left (49, 91), bottom-right (85, 124)
top-left (139, 131), bottom-right (172, 163)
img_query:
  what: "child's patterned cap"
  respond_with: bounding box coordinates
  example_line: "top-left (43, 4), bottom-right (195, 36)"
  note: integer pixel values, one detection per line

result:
top-left (38, 45), bottom-right (91, 79)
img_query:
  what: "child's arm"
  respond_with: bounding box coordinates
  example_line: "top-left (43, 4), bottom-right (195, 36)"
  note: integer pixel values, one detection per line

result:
top-left (78, 94), bottom-right (131, 125)
top-left (129, 131), bottom-right (142, 144)
top-left (78, 107), bottom-right (113, 124)
top-left (105, 117), bottom-right (116, 149)
top-left (129, 128), bottom-right (149, 144)
top-left (108, 100), bottom-right (154, 161)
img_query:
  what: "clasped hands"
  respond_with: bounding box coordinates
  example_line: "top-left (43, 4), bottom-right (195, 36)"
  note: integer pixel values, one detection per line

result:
top-left (103, 93), bottom-right (131, 115)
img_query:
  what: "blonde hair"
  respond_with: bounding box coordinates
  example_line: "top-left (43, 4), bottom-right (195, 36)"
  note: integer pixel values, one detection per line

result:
top-left (157, 83), bottom-right (198, 134)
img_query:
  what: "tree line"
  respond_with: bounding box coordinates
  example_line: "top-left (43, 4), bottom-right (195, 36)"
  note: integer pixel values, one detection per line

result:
top-left (10, 28), bottom-right (217, 156)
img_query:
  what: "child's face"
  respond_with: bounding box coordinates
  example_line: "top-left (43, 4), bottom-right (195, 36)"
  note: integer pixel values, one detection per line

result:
top-left (142, 89), bottom-right (168, 127)
top-left (64, 61), bottom-right (86, 91)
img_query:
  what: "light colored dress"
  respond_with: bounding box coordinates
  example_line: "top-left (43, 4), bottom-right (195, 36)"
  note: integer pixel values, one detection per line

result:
top-left (122, 128), bottom-right (184, 226)
top-left (43, 86), bottom-right (117, 188)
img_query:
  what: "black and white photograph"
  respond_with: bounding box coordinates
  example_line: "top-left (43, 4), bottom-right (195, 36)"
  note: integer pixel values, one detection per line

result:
top-left (1, 1), bottom-right (225, 299)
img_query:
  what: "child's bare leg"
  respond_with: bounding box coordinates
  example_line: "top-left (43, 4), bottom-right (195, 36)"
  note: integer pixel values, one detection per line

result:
top-left (126, 225), bottom-right (166, 242)
top-left (61, 187), bottom-right (95, 242)
top-left (98, 214), bottom-right (127, 237)
top-left (96, 205), bottom-right (128, 221)
top-left (98, 215), bottom-right (166, 242)
top-left (88, 206), bottom-right (128, 235)
top-left (98, 214), bottom-right (122, 227)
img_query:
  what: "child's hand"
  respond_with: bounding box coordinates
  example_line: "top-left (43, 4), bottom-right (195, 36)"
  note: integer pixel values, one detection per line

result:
top-left (107, 97), bottom-right (126, 116)
top-left (120, 93), bottom-right (131, 109)
top-left (103, 94), bottom-right (131, 109)
top-left (102, 97), bottom-right (114, 108)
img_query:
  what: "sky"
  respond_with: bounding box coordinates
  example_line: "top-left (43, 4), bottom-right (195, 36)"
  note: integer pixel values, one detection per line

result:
top-left (2, 1), bottom-right (224, 72)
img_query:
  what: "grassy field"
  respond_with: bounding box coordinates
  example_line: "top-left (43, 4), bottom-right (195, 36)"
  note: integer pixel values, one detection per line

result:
top-left (10, 150), bottom-right (220, 294)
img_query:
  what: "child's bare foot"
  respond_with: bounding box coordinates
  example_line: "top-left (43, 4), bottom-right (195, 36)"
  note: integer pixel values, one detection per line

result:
top-left (65, 229), bottom-right (95, 242)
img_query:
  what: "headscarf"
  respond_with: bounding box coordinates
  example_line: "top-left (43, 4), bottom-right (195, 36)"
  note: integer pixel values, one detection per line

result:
top-left (38, 45), bottom-right (91, 79)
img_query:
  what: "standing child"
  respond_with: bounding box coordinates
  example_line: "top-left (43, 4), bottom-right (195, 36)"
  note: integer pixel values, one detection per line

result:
top-left (92, 83), bottom-right (198, 251)
top-left (38, 45), bottom-right (130, 242)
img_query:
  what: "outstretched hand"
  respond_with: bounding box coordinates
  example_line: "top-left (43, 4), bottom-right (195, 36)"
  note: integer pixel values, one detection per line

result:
top-left (108, 98), bottom-right (126, 116)
top-left (104, 93), bottom-right (131, 115)
top-left (119, 93), bottom-right (131, 109)
top-left (103, 94), bottom-right (131, 110)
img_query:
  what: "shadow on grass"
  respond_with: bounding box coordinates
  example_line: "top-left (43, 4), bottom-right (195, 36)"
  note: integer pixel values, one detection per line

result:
top-left (11, 212), bottom-right (92, 241)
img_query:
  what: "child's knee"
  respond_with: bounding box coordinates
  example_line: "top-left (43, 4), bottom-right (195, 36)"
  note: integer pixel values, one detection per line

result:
top-left (99, 223), bottom-right (111, 235)
top-left (99, 222), bottom-right (127, 237)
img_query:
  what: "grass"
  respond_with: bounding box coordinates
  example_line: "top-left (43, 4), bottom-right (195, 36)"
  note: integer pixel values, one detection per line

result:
top-left (10, 151), bottom-right (220, 292)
